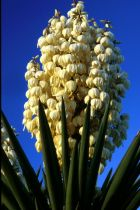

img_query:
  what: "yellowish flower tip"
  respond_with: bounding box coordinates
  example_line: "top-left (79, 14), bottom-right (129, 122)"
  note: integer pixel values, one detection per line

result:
top-left (23, 0), bottom-right (129, 171)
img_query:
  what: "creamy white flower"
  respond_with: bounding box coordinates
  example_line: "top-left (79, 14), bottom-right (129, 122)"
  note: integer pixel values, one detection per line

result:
top-left (49, 110), bottom-right (60, 121)
top-left (25, 71), bottom-right (35, 80)
top-left (39, 80), bottom-right (48, 90)
top-left (81, 21), bottom-right (88, 31)
top-left (25, 120), bottom-right (36, 132)
top-left (47, 98), bottom-right (57, 109)
top-left (84, 95), bottom-right (90, 104)
top-left (23, 109), bottom-right (32, 119)
top-left (66, 64), bottom-right (77, 76)
top-left (62, 28), bottom-right (72, 38)
top-left (91, 60), bottom-right (101, 68)
top-left (76, 1), bottom-right (84, 11)
top-left (40, 54), bottom-right (48, 64)
top-left (30, 86), bottom-right (42, 96)
top-left (63, 54), bottom-right (76, 65)
top-left (40, 94), bottom-right (49, 103)
top-left (88, 88), bottom-right (100, 98)
top-left (91, 98), bottom-right (102, 109)
top-left (50, 18), bottom-right (59, 26)
top-left (37, 36), bottom-right (47, 48)
top-left (93, 77), bottom-right (104, 89)
top-left (24, 101), bottom-right (30, 110)
top-left (60, 15), bottom-right (67, 23)
top-left (105, 47), bottom-right (114, 57)
top-left (45, 45), bottom-right (56, 56)
top-left (94, 44), bottom-right (105, 55)
top-left (35, 71), bottom-right (45, 80)
top-left (77, 34), bottom-right (87, 43)
top-left (100, 91), bottom-right (109, 102)
top-left (89, 68), bottom-right (101, 78)
top-left (69, 43), bottom-right (81, 53)
top-left (56, 21), bottom-right (63, 30)
top-left (73, 25), bottom-right (82, 35)
top-left (86, 77), bottom-right (93, 88)
top-left (45, 34), bottom-right (56, 44)
top-left (28, 78), bottom-right (38, 88)
top-left (100, 37), bottom-right (114, 48)
top-left (104, 31), bottom-right (114, 40)
top-left (61, 41), bottom-right (70, 52)
top-left (65, 80), bottom-right (77, 93)
top-left (26, 62), bottom-right (35, 71)
top-left (97, 53), bottom-right (109, 63)
top-left (89, 135), bottom-right (96, 146)
top-left (44, 62), bottom-right (56, 73)
top-left (28, 96), bottom-right (38, 107)
top-left (53, 54), bottom-right (60, 64)
top-left (35, 140), bottom-right (42, 152)
top-left (25, 90), bottom-right (31, 98)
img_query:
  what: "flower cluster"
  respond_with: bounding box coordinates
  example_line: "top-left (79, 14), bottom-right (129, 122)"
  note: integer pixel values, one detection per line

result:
top-left (23, 1), bottom-right (129, 172)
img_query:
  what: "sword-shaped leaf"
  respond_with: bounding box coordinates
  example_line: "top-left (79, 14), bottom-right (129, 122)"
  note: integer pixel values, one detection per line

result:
top-left (66, 141), bottom-right (78, 210)
top-left (84, 100), bottom-right (110, 209)
top-left (1, 179), bottom-right (20, 210)
top-left (36, 165), bottom-right (42, 179)
top-left (101, 168), bottom-right (113, 194)
top-left (101, 132), bottom-right (140, 210)
top-left (1, 111), bottom-right (49, 210)
top-left (78, 101), bottom-right (90, 201)
top-left (38, 101), bottom-right (63, 210)
top-left (126, 190), bottom-right (140, 210)
top-left (1, 148), bottom-right (34, 210)
top-left (61, 98), bottom-right (70, 193)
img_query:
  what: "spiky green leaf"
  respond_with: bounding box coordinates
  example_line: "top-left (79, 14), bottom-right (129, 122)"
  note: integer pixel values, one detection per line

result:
top-left (66, 141), bottom-right (78, 210)
top-left (101, 132), bottom-right (140, 209)
top-left (126, 190), bottom-right (140, 210)
top-left (36, 165), bottom-right (42, 178)
top-left (1, 179), bottom-right (20, 210)
top-left (1, 148), bottom-right (34, 210)
top-left (78, 101), bottom-right (90, 201)
top-left (61, 98), bottom-right (70, 192)
top-left (84, 100), bottom-right (110, 209)
top-left (39, 101), bottom-right (63, 210)
top-left (1, 111), bottom-right (49, 210)
top-left (101, 168), bottom-right (113, 194)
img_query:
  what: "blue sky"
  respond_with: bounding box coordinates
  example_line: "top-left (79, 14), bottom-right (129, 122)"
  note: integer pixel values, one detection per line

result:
top-left (2, 0), bottom-right (140, 187)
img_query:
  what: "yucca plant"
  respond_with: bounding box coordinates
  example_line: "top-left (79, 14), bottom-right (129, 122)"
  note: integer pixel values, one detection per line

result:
top-left (1, 100), bottom-right (140, 210)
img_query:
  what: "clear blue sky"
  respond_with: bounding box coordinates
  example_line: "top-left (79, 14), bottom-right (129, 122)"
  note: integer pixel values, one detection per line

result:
top-left (2, 0), bottom-right (140, 187)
